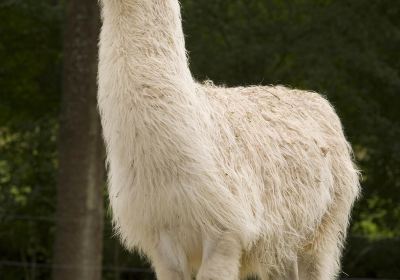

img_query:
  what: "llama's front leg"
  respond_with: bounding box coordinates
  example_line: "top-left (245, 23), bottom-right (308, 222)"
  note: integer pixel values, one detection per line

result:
top-left (151, 231), bottom-right (190, 280)
top-left (197, 233), bottom-right (242, 280)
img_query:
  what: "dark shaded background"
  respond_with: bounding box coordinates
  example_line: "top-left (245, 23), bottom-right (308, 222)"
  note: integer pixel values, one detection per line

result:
top-left (0, 0), bottom-right (399, 279)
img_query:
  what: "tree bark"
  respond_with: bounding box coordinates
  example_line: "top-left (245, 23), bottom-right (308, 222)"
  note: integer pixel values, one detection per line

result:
top-left (52, 1), bottom-right (103, 280)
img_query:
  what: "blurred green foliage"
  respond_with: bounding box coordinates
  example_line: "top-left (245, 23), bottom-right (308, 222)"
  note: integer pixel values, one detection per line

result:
top-left (0, 0), bottom-right (399, 279)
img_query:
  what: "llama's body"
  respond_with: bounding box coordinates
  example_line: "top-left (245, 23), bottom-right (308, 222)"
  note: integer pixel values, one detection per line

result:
top-left (98, 1), bottom-right (360, 279)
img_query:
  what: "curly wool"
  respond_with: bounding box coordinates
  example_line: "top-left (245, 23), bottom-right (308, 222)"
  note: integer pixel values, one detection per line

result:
top-left (98, 1), bottom-right (360, 279)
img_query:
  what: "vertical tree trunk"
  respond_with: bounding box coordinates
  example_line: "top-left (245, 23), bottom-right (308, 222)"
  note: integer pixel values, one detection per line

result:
top-left (52, 1), bottom-right (103, 280)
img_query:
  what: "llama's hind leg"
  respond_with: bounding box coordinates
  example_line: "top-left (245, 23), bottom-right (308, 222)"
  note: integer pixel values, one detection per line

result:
top-left (298, 205), bottom-right (351, 280)
top-left (196, 233), bottom-right (242, 280)
top-left (298, 167), bottom-right (358, 280)
top-left (298, 240), bottom-right (341, 280)
top-left (150, 231), bottom-right (190, 280)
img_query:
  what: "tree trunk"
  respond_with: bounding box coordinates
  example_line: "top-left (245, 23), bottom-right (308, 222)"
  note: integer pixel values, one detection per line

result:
top-left (52, 1), bottom-right (103, 280)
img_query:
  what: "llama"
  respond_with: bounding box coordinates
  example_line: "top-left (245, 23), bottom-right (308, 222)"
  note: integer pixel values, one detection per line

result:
top-left (98, 1), bottom-right (360, 279)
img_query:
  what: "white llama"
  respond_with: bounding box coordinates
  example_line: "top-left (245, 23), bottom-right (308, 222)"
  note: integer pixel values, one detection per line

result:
top-left (98, 1), bottom-right (360, 279)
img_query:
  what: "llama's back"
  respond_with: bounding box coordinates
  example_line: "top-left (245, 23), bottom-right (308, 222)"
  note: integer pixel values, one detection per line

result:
top-left (201, 83), bottom-right (360, 277)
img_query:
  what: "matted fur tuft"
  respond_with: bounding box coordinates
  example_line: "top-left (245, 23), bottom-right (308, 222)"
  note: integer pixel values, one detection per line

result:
top-left (98, 1), bottom-right (360, 279)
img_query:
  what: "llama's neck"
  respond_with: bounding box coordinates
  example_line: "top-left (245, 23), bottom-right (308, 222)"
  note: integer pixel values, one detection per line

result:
top-left (99, 0), bottom-right (214, 179)
top-left (99, 0), bottom-right (194, 96)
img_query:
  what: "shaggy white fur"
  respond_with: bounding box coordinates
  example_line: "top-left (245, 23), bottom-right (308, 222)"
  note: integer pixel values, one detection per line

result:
top-left (98, 1), bottom-right (360, 280)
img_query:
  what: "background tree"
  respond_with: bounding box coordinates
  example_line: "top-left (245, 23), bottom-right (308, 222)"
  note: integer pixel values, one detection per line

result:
top-left (52, 1), bottom-right (104, 280)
